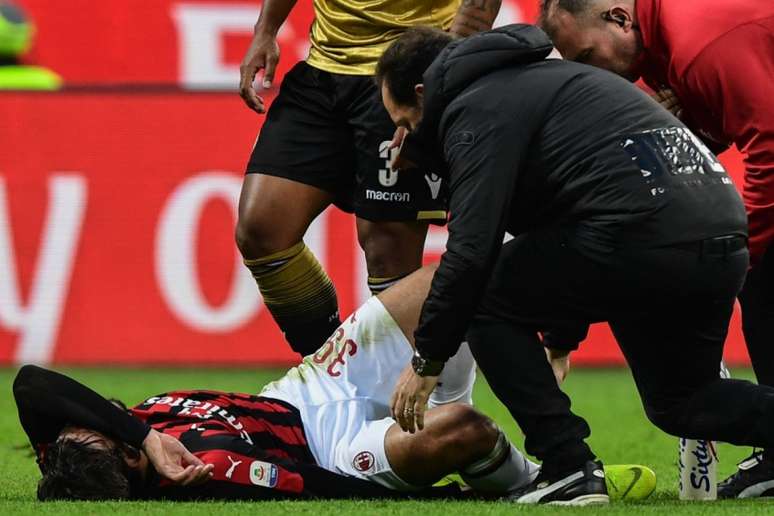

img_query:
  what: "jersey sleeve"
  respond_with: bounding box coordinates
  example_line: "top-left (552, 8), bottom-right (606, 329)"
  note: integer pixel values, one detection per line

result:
top-left (685, 22), bottom-right (774, 264)
top-left (12, 365), bottom-right (151, 461)
top-left (413, 101), bottom-right (535, 362)
top-left (154, 434), bottom-right (395, 500)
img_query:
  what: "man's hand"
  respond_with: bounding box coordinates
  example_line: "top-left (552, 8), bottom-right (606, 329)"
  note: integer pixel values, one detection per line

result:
top-left (142, 429), bottom-right (214, 485)
top-left (239, 31), bottom-right (280, 114)
top-left (390, 365), bottom-right (439, 433)
top-left (652, 88), bottom-right (683, 120)
top-left (388, 126), bottom-right (418, 171)
top-left (545, 348), bottom-right (571, 385)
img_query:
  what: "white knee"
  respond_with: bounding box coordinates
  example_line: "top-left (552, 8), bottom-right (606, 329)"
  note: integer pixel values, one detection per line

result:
top-left (429, 342), bottom-right (476, 408)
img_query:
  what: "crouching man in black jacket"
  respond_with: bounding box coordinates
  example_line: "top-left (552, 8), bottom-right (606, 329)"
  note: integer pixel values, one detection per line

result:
top-left (379, 24), bottom-right (774, 505)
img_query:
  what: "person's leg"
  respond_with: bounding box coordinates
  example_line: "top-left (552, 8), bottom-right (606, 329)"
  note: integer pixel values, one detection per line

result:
top-left (739, 243), bottom-right (774, 387)
top-left (722, 244), bottom-right (774, 495)
top-left (464, 230), bottom-right (607, 478)
top-left (236, 174), bottom-right (340, 356)
top-left (429, 342), bottom-right (476, 407)
top-left (386, 404), bottom-right (537, 491)
top-left (468, 316), bottom-right (594, 476)
top-left (274, 273), bottom-right (536, 495)
top-left (357, 219), bottom-right (429, 295)
top-left (370, 261), bottom-right (433, 336)
top-left (236, 62), bottom-right (353, 356)
top-left (348, 403), bottom-right (539, 494)
top-left (373, 263), bottom-right (476, 406)
top-left (611, 313), bottom-right (774, 448)
top-left (456, 230), bottom-right (616, 504)
top-left (236, 174), bottom-right (332, 258)
top-left (609, 245), bottom-right (774, 449)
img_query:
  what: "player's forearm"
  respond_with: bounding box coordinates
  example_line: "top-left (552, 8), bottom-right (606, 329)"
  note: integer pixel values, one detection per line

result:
top-left (450, 0), bottom-right (502, 38)
top-left (13, 365), bottom-right (150, 448)
top-left (254, 0), bottom-right (298, 36)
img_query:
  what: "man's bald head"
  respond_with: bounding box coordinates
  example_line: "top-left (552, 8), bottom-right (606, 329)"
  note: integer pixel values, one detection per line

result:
top-left (539, 0), bottom-right (600, 31)
top-left (539, 0), bottom-right (643, 81)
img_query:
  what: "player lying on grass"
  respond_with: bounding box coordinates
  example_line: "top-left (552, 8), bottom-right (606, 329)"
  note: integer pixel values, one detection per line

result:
top-left (13, 265), bottom-right (654, 502)
top-left (12, 265), bottom-right (532, 501)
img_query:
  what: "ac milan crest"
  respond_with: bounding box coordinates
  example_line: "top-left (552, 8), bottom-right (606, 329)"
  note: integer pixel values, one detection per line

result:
top-left (353, 451), bottom-right (375, 472)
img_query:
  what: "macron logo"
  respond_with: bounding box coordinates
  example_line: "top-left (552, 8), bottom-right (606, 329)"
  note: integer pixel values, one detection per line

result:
top-left (425, 174), bottom-right (442, 200)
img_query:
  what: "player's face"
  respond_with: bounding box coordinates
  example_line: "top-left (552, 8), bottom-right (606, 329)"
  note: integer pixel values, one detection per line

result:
top-left (381, 82), bottom-right (424, 132)
top-left (548, 8), bottom-right (643, 81)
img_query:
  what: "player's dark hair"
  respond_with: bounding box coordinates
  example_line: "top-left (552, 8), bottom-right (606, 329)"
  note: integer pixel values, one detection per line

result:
top-left (539, 0), bottom-right (596, 36)
top-left (375, 26), bottom-right (454, 108)
top-left (37, 438), bottom-right (143, 501)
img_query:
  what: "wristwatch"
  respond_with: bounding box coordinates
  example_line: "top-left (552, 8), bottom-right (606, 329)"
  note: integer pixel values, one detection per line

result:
top-left (411, 350), bottom-right (445, 377)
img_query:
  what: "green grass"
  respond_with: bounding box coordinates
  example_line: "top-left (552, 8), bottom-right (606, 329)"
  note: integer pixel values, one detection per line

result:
top-left (1, 366), bottom-right (772, 515)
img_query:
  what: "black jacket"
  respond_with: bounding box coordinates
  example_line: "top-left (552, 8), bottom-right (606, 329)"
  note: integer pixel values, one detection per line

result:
top-left (411, 24), bottom-right (747, 361)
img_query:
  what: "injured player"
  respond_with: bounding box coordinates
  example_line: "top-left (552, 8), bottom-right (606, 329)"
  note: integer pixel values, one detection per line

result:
top-left (13, 265), bottom-right (653, 502)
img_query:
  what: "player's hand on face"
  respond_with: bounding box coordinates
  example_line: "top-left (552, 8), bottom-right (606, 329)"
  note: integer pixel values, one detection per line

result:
top-left (653, 88), bottom-right (683, 120)
top-left (239, 31), bottom-right (280, 114)
top-left (545, 348), bottom-right (571, 385)
top-left (390, 364), bottom-right (439, 434)
top-left (142, 429), bottom-right (214, 485)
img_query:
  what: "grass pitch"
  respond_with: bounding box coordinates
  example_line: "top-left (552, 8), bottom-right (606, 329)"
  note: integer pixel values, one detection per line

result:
top-left (1, 366), bottom-right (772, 515)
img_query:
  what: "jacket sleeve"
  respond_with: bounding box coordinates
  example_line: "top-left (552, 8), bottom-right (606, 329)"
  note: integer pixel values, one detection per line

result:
top-left (413, 104), bottom-right (534, 362)
top-left (541, 324), bottom-right (590, 352)
top-left (685, 22), bottom-right (774, 264)
top-left (12, 365), bottom-right (151, 457)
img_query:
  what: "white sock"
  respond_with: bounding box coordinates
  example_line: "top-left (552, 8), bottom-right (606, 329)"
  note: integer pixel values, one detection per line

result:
top-left (429, 342), bottom-right (476, 407)
top-left (461, 431), bottom-right (540, 494)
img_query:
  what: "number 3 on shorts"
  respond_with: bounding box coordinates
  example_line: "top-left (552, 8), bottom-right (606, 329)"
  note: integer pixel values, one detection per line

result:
top-left (378, 141), bottom-right (399, 187)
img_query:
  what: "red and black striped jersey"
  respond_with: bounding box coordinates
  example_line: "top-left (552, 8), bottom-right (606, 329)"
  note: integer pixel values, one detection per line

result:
top-left (14, 366), bottom-right (397, 500)
top-left (132, 390), bottom-right (314, 464)
top-left (131, 390), bottom-right (317, 498)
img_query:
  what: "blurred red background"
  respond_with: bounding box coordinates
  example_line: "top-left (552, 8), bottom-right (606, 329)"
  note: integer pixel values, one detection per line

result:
top-left (0, 1), bottom-right (749, 366)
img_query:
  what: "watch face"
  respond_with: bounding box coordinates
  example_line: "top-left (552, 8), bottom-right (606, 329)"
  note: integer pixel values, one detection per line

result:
top-left (411, 353), bottom-right (425, 374)
top-left (412, 352), bottom-right (443, 377)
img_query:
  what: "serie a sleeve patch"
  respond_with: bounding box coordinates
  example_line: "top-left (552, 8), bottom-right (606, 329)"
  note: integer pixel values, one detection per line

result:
top-left (193, 450), bottom-right (304, 494)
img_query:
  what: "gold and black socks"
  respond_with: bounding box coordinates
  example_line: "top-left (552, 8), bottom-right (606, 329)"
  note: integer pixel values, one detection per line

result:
top-left (244, 242), bottom-right (340, 356)
top-left (367, 273), bottom-right (410, 296)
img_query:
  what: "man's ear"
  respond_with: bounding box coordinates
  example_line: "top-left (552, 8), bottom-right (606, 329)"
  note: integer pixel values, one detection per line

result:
top-left (609, 5), bottom-right (636, 31)
top-left (414, 83), bottom-right (424, 100)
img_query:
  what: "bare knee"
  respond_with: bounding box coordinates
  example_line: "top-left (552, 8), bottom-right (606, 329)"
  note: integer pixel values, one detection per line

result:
top-left (235, 210), bottom-right (290, 259)
top-left (357, 220), bottom-right (428, 277)
top-left (430, 404), bottom-right (499, 459)
top-left (385, 404), bottom-right (499, 486)
top-left (236, 175), bottom-right (330, 259)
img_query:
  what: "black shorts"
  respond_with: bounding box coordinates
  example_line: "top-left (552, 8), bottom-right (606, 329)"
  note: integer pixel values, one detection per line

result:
top-left (246, 61), bottom-right (447, 224)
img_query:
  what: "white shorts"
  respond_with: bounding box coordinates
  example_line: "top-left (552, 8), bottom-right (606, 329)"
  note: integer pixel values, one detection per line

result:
top-left (261, 297), bottom-right (417, 490)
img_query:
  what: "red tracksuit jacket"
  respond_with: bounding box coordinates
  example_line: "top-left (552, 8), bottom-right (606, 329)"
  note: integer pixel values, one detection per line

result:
top-left (635, 0), bottom-right (774, 264)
